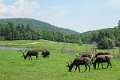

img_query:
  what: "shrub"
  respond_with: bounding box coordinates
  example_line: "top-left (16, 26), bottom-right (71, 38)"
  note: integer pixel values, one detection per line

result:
top-left (97, 38), bottom-right (115, 49)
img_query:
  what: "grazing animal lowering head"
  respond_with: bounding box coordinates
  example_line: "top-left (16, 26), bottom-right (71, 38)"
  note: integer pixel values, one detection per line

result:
top-left (93, 55), bottom-right (112, 69)
top-left (19, 50), bottom-right (39, 60)
top-left (18, 50), bottom-right (26, 57)
top-left (42, 50), bottom-right (50, 58)
top-left (67, 57), bottom-right (91, 72)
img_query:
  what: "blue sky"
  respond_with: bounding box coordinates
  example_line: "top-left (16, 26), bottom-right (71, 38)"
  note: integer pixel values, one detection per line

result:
top-left (0, 0), bottom-right (120, 33)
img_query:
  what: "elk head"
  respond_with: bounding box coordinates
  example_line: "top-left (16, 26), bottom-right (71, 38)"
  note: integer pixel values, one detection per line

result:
top-left (67, 61), bottom-right (73, 72)
top-left (67, 61), bottom-right (72, 67)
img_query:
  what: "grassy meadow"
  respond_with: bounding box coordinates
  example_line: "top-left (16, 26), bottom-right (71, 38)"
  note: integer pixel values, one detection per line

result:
top-left (0, 40), bottom-right (120, 80)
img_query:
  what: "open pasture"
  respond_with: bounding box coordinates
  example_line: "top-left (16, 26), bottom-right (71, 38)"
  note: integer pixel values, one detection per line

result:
top-left (0, 50), bottom-right (120, 80)
top-left (0, 40), bottom-right (119, 56)
top-left (0, 40), bottom-right (120, 80)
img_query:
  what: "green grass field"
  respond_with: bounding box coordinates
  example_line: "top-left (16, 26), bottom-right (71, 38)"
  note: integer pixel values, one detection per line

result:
top-left (0, 40), bottom-right (120, 80)
top-left (0, 40), bottom-right (119, 55)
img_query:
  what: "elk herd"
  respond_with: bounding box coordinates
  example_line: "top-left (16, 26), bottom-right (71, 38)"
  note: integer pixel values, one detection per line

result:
top-left (67, 52), bottom-right (112, 73)
top-left (19, 49), bottom-right (50, 60)
top-left (19, 49), bottom-right (112, 73)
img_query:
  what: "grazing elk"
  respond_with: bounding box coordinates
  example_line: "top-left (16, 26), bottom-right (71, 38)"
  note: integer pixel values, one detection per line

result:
top-left (42, 50), bottom-right (50, 58)
top-left (81, 53), bottom-right (95, 65)
top-left (95, 52), bottom-right (111, 58)
top-left (19, 50), bottom-right (39, 60)
top-left (93, 52), bottom-right (112, 69)
top-left (67, 57), bottom-right (91, 72)
top-left (93, 55), bottom-right (112, 69)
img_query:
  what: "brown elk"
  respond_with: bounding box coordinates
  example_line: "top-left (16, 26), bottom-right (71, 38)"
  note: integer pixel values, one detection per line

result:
top-left (81, 53), bottom-right (95, 65)
top-left (19, 50), bottom-right (39, 60)
top-left (93, 52), bottom-right (112, 69)
top-left (67, 57), bottom-right (91, 72)
top-left (42, 50), bottom-right (50, 58)
top-left (93, 55), bottom-right (112, 69)
top-left (95, 52), bottom-right (111, 58)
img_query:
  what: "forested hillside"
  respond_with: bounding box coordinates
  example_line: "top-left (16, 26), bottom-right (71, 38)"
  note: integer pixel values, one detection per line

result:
top-left (79, 21), bottom-right (120, 49)
top-left (0, 21), bottom-right (83, 45)
top-left (0, 18), bottom-right (79, 34)
top-left (0, 18), bottom-right (120, 49)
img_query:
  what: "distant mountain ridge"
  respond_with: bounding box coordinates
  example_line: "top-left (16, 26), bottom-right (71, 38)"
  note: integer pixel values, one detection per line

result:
top-left (0, 18), bottom-right (79, 34)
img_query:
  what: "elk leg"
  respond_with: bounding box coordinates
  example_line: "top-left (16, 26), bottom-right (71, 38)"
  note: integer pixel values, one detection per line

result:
top-left (29, 56), bottom-right (32, 60)
top-left (30, 57), bottom-right (32, 60)
top-left (106, 61), bottom-right (111, 68)
top-left (29, 56), bottom-right (30, 60)
top-left (108, 61), bottom-right (112, 68)
top-left (109, 62), bottom-right (112, 68)
top-left (93, 62), bottom-right (96, 69)
top-left (84, 65), bottom-right (87, 72)
top-left (78, 66), bottom-right (80, 72)
top-left (97, 63), bottom-right (100, 69)
top-left (101, 63), bottom-right (104, 69)
top-left (90, 58), bottom-right (94, 65)
top-left (88, 65), bottom-right (90, 72)
top-left (36, 56), bottom-right (39, 59)
top-left (106, 63), bottom-right (109, 68)
top-left (74, 65), bottom-right (78, 72)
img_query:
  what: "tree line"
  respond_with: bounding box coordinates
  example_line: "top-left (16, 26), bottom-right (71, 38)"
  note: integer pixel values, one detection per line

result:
top-left (0, 18), bottom-right (79, 34)
top-left (0, 20), bottom-right (120, 49)
top-left (79, 20), bottom-right (120, 49)
top-left (0, 22), bottom-right (83, 45)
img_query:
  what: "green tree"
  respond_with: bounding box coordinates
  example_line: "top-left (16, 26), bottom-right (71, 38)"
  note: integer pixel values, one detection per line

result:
top-left (97, 37), bottom-right (115, 49)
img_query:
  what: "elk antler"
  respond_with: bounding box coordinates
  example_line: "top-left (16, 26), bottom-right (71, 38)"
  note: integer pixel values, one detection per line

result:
top-left (19, 50), bottom-right (26, 57)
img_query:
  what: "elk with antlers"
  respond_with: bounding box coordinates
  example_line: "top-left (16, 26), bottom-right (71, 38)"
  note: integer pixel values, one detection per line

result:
top-left (67, 57), bottom-right (91, 72)
top-left (19, 50), bottom-right (39, 60)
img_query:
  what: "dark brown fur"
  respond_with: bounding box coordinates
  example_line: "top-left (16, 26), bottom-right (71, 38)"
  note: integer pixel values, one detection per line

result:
top-left (93, 55), bottom-right (112, 69)
top-left (42, 50), bottom-right (50, 58)
top-left (95, 52), bottom-right (110, 58)
top-left (19, 50), bottom-right (39, 60)
top-left (81, 53), bottom-right (95, 64)
top-left (67, 57), bottom-right (91, 72)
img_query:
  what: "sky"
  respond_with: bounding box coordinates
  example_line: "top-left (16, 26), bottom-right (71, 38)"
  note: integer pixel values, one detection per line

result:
top-left (0, 0), bottom-right (120, 33)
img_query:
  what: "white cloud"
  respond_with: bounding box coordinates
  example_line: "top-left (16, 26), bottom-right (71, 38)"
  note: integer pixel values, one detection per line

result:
top-left (0, 0), bottom-right (3, 2)
top-left (0, 0), bottom-right (72, 29)
top-left (0, 0), bottom-right (71, 28)
top-left (36, 6), bottom-right (72, 26)
top-left (0, 0), bottom-right (119, 32)
top-left (0, 0), bottom-right (40, 18)
top-left (15, 0), bottom-right (29, 5)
